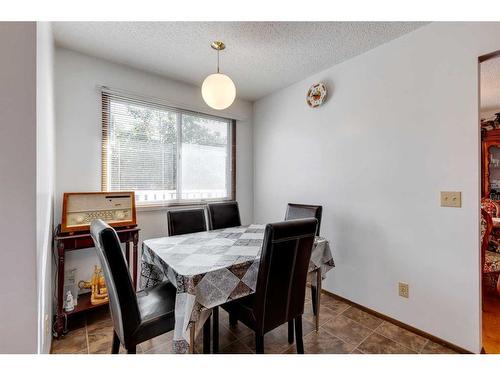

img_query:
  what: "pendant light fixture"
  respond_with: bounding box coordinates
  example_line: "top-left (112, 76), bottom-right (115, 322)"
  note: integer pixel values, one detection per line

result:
top-left (202, 41), bottom-right (236, 110)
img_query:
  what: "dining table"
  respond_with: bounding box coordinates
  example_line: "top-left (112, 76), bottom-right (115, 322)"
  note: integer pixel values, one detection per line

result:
top-left (141, 224), bottom-right (335, 354)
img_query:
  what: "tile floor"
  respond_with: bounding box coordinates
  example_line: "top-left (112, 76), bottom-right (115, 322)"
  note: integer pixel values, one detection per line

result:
top-left (51, 291), bottom-right (458, 354)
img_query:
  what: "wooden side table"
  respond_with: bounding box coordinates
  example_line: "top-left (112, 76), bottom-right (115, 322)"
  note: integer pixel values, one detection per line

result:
top-left (53, 225), bottom-right (140, 338)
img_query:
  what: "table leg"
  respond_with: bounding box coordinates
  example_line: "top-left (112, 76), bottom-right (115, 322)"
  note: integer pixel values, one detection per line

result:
top-left (203, 315), bottom-right (211, 354)
top-left (315, 268), bottom-right (322, 332)
top-left (213, 306), bottom-right (219, 353)
top-left (55, 241), bottom-right (66, 338)
top-left (132, 232), bottom-right (139, 290)
top-left (190, 322), bottom-right (196, 354)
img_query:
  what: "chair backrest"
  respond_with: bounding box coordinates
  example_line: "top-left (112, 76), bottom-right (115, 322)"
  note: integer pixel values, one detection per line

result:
top-left (252, 218), bottom-right (317, 335)
top-left (481, 208), bottom-right (493, 272)
top-left (207, 201), bottom-right (242, 230)
top-left (167, 208), bottom-right (207, 236)
top-left (285, 203), bottom-right (323, 236)
top-left (90, 220), bottom-right (140, 344)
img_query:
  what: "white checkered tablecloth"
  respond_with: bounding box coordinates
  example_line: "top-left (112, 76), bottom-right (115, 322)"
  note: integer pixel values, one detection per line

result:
top-left (141, 224), bottom-right (334, 353)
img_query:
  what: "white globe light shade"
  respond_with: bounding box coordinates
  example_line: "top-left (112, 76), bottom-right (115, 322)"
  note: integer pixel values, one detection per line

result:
top-left (201, 73), bottom-right (236, 110)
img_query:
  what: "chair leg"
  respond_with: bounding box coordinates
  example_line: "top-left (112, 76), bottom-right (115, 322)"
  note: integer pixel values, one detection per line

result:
top-left (287, 320), bottom-right (294, 344)
top-left (213, 306), bottom-right (219, 354)
top-left (229, 312), bottom-right (238, 327)
top-left (311, 285), bottom-right (318, 316)
top-left (203, 313), bottom-right (211, 354)
top-left (190, 322), bottom-right (196, 354)
top-left (127, 346), bottom-right (136, 354)
top-left (315, 268), bottom-right (322, 332)
top-left (255, 334), bottom-right (264, 354)
top-left (294, 316), bottom-right (304, 354)
top-left (111, 331), bottom-right (120, 354)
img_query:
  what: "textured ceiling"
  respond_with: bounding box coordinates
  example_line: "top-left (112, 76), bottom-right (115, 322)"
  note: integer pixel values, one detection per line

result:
top-left (53, 22), bottom-right (427, 101)
top-left (481, 56), bottom-right (500, 115)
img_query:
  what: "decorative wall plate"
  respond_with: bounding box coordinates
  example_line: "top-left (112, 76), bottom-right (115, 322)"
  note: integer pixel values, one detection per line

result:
top-left (306, 83), bottom-right (327, 108)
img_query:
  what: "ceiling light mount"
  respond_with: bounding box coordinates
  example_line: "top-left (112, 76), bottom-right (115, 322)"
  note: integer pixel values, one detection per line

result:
top-left (210, 41), bottom-right (226, 51)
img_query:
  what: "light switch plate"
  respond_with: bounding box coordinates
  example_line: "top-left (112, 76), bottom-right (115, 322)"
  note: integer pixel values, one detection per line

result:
top-left (440, 191), bottom-right (461, 208)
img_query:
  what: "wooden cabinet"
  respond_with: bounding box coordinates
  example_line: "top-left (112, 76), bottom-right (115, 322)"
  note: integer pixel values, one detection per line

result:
top-left (53, 225), bottom-right (139, 338)
top-left (482, 129), bottom-right (500, 199)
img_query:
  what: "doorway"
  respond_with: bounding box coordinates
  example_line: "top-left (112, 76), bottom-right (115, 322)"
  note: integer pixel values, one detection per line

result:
top-left (479, 50), bottom-right (500, 353)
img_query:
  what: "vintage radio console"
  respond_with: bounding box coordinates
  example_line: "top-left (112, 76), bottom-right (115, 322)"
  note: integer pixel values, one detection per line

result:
top-left (61, 192), bottom-right (137, 234)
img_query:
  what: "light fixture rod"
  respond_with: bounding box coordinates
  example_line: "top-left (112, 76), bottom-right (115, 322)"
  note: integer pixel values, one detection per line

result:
top-left (211, 40), bottom-right (226, 74)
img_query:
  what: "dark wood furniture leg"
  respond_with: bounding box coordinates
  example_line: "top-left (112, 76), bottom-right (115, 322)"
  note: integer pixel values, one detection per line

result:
top-left (213, 306), bottom-right (219, 353)
top-left (203, 314), bottom-right (211, 354)
top-left (127, 346), bottom-right (136, 354)
top-left (229, 312), bottom-right (238, 327)
top-left (295, 316), bottom-right (304, 354)
top-left (255, 334), bottom-right (264, 354)
top-left (125, 241), bottom-right (130, 266)
top-left (55, 241), bottom-right (66, 337)
top-left (112, 331), bottom-right (120, 354)
top-left (288, 320), bottom-right (294, 344)
top-left (132, 232), bottom-right (139, 290)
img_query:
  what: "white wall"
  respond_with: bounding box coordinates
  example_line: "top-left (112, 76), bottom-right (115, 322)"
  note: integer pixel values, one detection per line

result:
top-left (55, 48), bottom-right (253, 286)
top-left (253, 22), bottom-right (500, 353)
top-left (0, 22), bottom-right (37, 353)
top-left (36, 22), bottom-right (55, 354)
top-left (481, 108), bottom-right (500, 119)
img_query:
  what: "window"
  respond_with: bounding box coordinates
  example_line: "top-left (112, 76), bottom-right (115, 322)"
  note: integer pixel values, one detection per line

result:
top-left (101, 91), bottom-right (235, 206)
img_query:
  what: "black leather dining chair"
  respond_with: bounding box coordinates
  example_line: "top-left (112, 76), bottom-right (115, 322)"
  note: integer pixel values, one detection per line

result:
top-left (284, 203), bottom-right (323, 340)
top-left (219, 218), bottom-right (318, 354)
top-left (90, 219), bottom-right (177, 354)
top-left (285, 203), bottom-right (322, 236)
top-left (141, 209), bottom-right (207, 292)
top-left (207, 201), bottom-right (241, 230)
top-left (167, 208), bottom-right (207, 236)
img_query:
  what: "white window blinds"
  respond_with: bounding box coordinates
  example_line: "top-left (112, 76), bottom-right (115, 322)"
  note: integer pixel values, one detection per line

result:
top-left (102, 91), bottom-right (234, 205)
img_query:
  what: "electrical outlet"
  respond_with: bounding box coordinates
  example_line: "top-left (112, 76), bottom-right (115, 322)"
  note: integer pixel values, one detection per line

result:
top-left (398, 282), bottom-right (409, 298)
top-left (44, 314), bottom-right (50, 335)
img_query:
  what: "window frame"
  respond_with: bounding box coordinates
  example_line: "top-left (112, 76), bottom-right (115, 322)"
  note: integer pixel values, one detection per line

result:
top-left (101, 91), bottom-right (236, 208)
